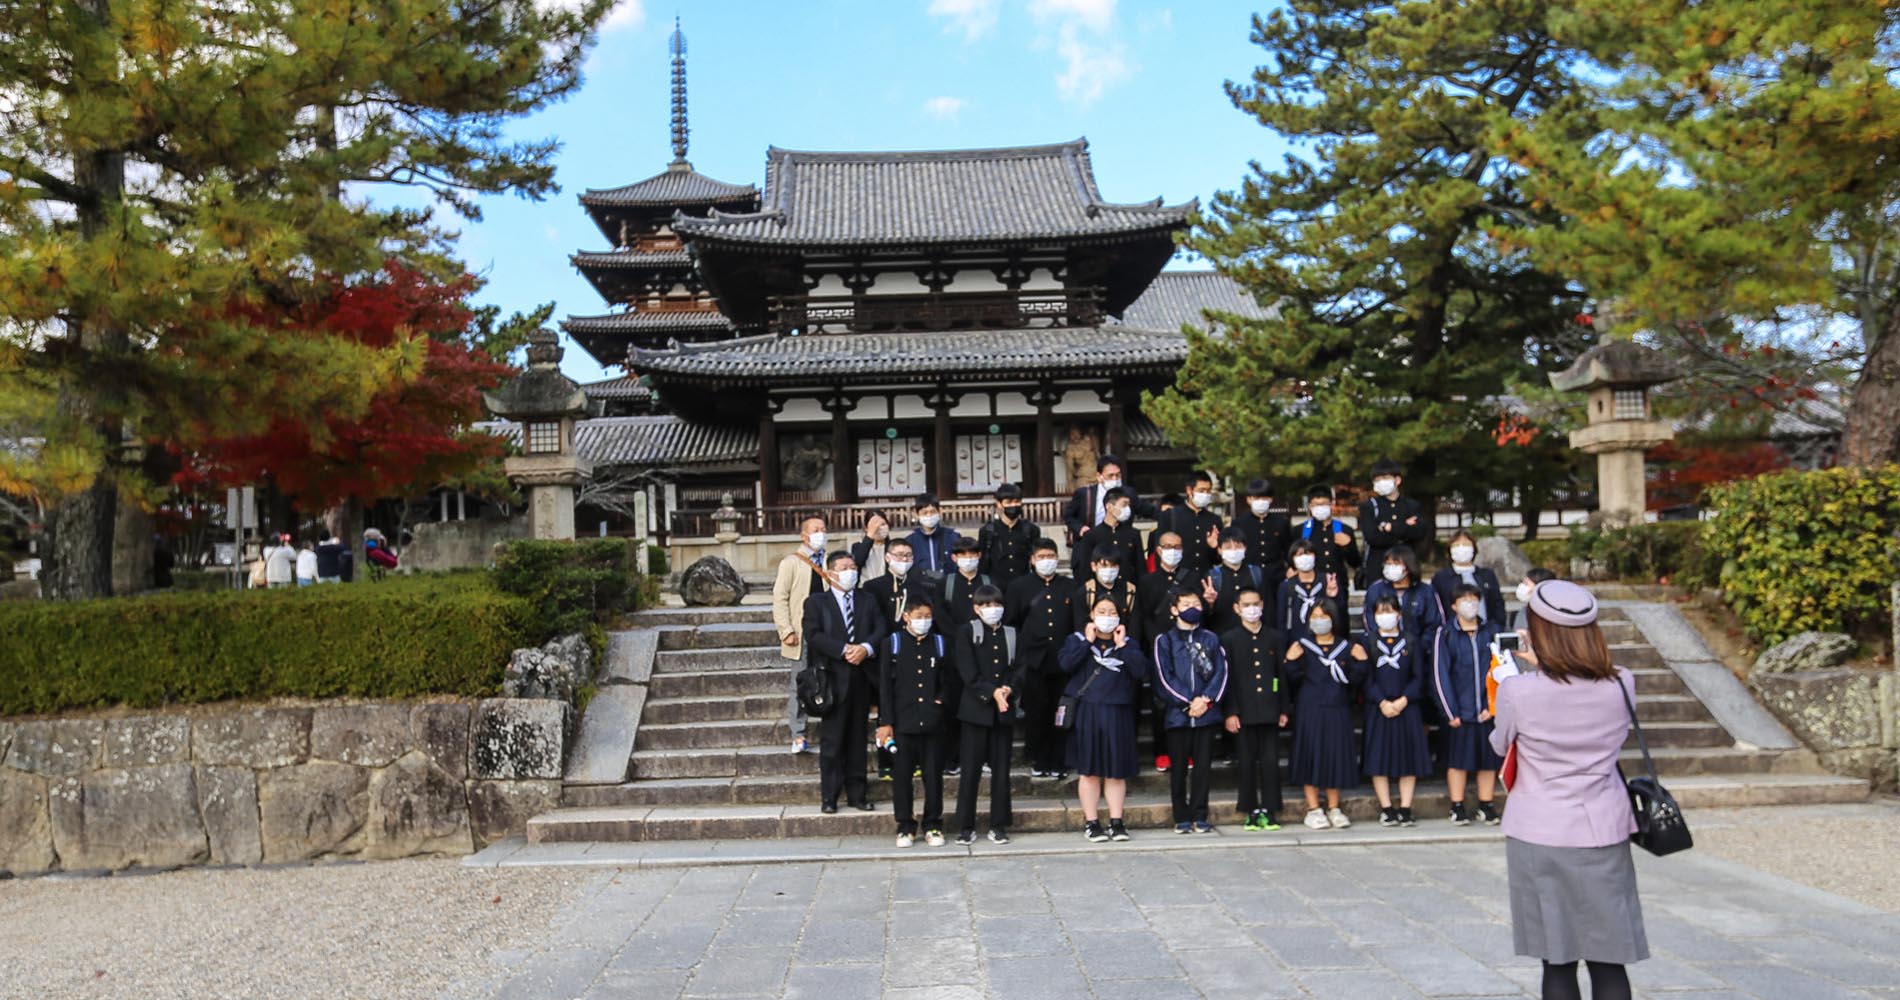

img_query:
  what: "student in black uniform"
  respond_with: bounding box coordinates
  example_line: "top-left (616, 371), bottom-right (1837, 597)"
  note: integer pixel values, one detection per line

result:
top-left (1199, 528), bottom-right (1268, 634)
top-left (1005, 537), bottom-right (1079, 779)
top-left (1293, 485), bottom-right (1360, 591)
top-left (1154, 471), bottom-right (1222, 577)
top-left (1361, 544), bottom-right (1445, 647)
top-left (1058, 594), bottom-right (1153, 843)
top-left (978, 482), bottom-right (1038, 589)
top-left (1062, 454), bottom-right (1155, 551)
top-left (1358, 458), bottom-right (1429, 589)
top-left (876, 601), bottom-right (950, 847)
top-left (1072, 543), bottom-right (1142, 648)
top-left (1285, 598), bottom-right (1368, 830)
top-left (1278, 539), bottom-right (1341, 639)
top-left (1073, 486), bottom-right (1143, 579)
top-left (1431, 529), bottom-right (1506, 627)
top-left (1221, 588), bottom-right (1288, 832)
top-left (1363, 594), bottom-right (1432, 827)
top-left (939, 536), bottom-right (990, 628)
top-left (1137, 531), bottom-right (1189, 771)
top-left (1153, 589), bottom-right (1228, 834)
top-left (866, 538), bottom-right (935, 782)
top-left (953, 585), bottom-right (1022, 846)
top-left (1231, 477), bottom-right (1292, 582)
top-left (803, 551), bottom-right (887, 814)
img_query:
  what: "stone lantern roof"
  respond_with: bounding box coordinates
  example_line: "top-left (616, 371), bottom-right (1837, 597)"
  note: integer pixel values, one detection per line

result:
top-left (484, 328), bottom-right (587, 420)
top-left (1549, 340), bottom-right (1682, 394)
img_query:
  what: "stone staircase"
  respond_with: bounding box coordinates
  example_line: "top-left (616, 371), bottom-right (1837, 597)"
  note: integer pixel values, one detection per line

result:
top-left (530, 599), bottom-right (1867, 844)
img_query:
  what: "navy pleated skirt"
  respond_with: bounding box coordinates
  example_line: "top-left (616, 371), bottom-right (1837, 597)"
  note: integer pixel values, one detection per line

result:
top-left (1068, 701), bottom-right (1137, 780)
top-left (1362, 705), bottom-right (1432, 778)
top-left (1447, 717), bottom-right (1504, 772)
top-left (1289, 703), bottom-right (1358, 789)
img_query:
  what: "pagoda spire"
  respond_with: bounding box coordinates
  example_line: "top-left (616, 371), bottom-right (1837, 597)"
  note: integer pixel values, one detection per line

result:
top-left (668, 18), bottom-right (689, 165)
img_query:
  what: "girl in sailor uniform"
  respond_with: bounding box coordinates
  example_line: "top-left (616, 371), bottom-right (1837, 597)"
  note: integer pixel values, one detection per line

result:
top-left (1284, 598), bottom-right (1367, 830)
top-left (1277, 539), bottom-right (1337, 640)
top-left (1362, 594), bottom-right (1432, 827)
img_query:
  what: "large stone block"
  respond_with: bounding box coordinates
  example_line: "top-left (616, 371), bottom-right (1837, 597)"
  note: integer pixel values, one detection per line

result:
top-left (48, 764), bottom-right (207, 871)
top-left (1476, 535), bottom-right (1532, 586)
top-left (466, 779), bottom-right (563, 847)
top-left (193, 708), bottom-right (311, 768)
top-left (366, 751), bottom-right (472, 859)
top-left (410, 701), bottom-right (471, 781)
top-left (468, 699), bottom-right (568, 780)
top-left (4, 719), bottom-right (104, 777)
top-left (502, 634), bottom-right (591, 701)
top-left (1752, 668), bottom-right (1882, 752)
top-left (0, 768), bottom-right (54, 874)
top-left (258, 761), bottom-right (369, 862)
top-left (1752, 631), bottom-right (1857, 677)
top-left (309, 704), bottom-right (410, 767)
top-left (196, 765), bottom-right (262, 866)
top-left (680, 555), bottom-right (747, 606)
top-left (104, 715), bottom-right (191, 767)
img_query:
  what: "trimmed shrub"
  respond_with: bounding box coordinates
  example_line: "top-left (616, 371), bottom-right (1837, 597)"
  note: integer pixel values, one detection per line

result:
top-left (0, 572), bottom-right (532, 716)
top-left (1702, 466), bottom-right (1900, 643)
top-left (492, 538), bottom-right (646, 638)
top-left (1518, 539), bottom-right (1567, 573)
top-left (1564, 520), bottom-right (1714, 587)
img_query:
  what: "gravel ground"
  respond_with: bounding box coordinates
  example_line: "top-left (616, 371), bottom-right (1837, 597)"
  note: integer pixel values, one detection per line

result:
top-left (1689, 797), bottom-right (1900, 912)
top-left (0, 857), bottom-right (598, 1000)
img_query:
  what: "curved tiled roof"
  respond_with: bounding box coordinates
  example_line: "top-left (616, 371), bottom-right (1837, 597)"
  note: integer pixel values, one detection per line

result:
top-left (481, 415), bottom-right (756, 468)
top-left (579, 162), bottom-right (759, 209)
top-left (570, 248), bottom-right (696, 270)
top-left (1115, 271), bottom-right (1272, 331)
top-left (561, 310), bottom-right (735, 335)
top-left (630, 326), bottom-right (1186, 385)
top-left (580, 374), bottom-right (652, 401)
top-left (672, 139), bottom-right (1192, 248)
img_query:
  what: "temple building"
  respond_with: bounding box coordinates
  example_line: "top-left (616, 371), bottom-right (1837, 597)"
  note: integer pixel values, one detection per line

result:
top-left (551, 22), bottom-right (1266, 542)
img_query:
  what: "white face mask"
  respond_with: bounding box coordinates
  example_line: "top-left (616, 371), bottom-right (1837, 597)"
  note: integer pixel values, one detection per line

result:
top-left (1158, 548), bottom-right (1184, 568)
top-left (1108, 504), bottom-right (1130, 522)
top-left (1220, 547), bottom-right (1246, 567)
top-left (1191, 491), bottom-right (1213, 509)
top-left (1095, 566), bottom-right (1119, 584)
top-left (871, 524), bottom-right (888, 540)
top-left (1309, 504), bottom-right (1332, 522)
top-left (918, 514), bottom-right (940, 530)
top-left (834, 569), bottom-right (858, 590)
top-left (887, 559), bottom-right (912, 577)
top-left (1250, 499), bottom-right (1271, 516)
top-left (1383, 563), bottom-right (1407, 583)
top-left (1100, 477), bottom-right (1121, 491)
top-left (908, 617), bottom-right (933, 635)
top-left (1456, 600), bottom-right (1481, 620)
top-left (955, 556), bottom-right (980, 574)
top-left (1373, 477), bottom-right (1397, 497)
top-left (1516, 581), bottom-right (1535, 602)
top-left (1034, 557), bottom-right (1058, 577)
top-left (1309, 616), bottom-right (1334, 636)
top-left (1450, 544), bottom-right (1475, 564)
top-left (1092, 614), bottom-right (1120, 633)
top-left (1239, 605), bottom-right (1264, 623)
top-left (807, 532), bottom-right (827, 551)
top-left (978, 606), bottom-right (1005, 626)
top-left (1375, 611), bottom-right (1401, 632)
top-left (1293, 553), bottom-right (1316, 573)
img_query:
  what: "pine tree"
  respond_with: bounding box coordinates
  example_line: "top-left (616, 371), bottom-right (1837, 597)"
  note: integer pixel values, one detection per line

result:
top-left (1146, 2), bottom-right (1591, 518)
top-left (0, 0), bottom-right (612, 599)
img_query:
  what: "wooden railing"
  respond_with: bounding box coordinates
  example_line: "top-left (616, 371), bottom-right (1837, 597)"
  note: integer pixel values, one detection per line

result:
top-left (668, 497), bottom-right (1068, 538)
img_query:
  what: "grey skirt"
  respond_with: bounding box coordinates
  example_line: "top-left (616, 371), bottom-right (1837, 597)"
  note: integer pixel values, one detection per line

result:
top-left (1506, 837), bottom-right (1650, 965)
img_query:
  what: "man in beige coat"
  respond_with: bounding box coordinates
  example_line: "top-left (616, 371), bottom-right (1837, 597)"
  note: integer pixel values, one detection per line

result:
top-left (774, 517), bottom-right (829, 753)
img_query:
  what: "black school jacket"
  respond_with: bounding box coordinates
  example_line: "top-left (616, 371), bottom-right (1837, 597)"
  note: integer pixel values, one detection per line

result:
top-left (1137, 565), bottom-right (1190, 641)
top-left (879, 629), bottom-right (949, 734)
top-left (1069, 577), bottom-right (1142, 648)
top-left (1231, 509), bottom-right (1292, 581)
top-left (1073, 519), bottom-right (1142, 578)
top-left (1293, 518), bottom-right (1361, 586)
top-left (1220, 623), bottom-right (1290, 724)
top-left (1003, 571), bottom-right (1078, 666)
top-left (1358, 495), bottom-right (1428, 586)
top-left (955, 622), bottom-right (1024, 726)
top-left (866, 571), bottom-right (937, 633)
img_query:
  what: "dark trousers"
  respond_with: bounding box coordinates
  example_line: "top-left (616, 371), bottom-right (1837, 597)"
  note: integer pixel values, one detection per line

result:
top-left (1023, 666), bottom-right (1070, 773)
top-left (891, 731), bottom-right (944, 834)
top-left (939, 677), bottom-right (964, 771)
top-left (1165, 726), bottom-right (1215, 823)
top-left (819, 667), bottom-right (872, 807)
top-left (1235, 722), bottom-right (1283, 816)
top-left (1142, 681), bottom-right (1167, 765)
top-left (955, 722), bottom-right (1015, 833)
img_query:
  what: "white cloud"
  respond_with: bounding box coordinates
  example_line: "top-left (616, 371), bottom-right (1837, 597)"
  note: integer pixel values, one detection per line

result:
top-left (538, 0), bottom-right (645, 32)
top-left (1029, 0), bottom-right (1130, 107)
top-left (922, 96), bottom-right (968, 119)
top-left (928, 0), bottom-right (1000, 42)
top-left (1029, 0), bottom-right (1116, 33)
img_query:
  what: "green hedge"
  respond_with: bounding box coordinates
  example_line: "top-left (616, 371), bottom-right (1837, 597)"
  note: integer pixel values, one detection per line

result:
top-left (492, 538), bottom-right (646, 638)
top-left (1564, 520), bottom-right (1716, 588)
top-left (1519, 539), bottom-right (1568, 574)
top-left (1703, 466), bottom-right (1900, 643)
top-left (0, 573), bottom-right (533, 716)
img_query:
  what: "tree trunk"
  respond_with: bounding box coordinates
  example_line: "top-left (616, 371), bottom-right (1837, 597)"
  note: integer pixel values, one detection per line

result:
top-left (1838, 318), bottom-right (1900, 467)
top-left (111, 497), bottom-right (153, 595)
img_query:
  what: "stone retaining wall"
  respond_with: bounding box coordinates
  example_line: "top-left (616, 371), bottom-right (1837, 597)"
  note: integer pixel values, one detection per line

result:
top-left (0, 697), bottom-right (567, 875)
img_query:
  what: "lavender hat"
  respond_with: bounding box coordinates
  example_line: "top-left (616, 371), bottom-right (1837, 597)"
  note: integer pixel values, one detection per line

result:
top-left (1526, 579), bottom-right (1598, 627)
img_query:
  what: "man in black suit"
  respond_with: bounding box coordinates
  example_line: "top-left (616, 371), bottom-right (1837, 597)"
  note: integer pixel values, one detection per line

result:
top-left (1061, 454), bottom-right (1155, 552)
top-left (802, 550), bottom-right (888, 813)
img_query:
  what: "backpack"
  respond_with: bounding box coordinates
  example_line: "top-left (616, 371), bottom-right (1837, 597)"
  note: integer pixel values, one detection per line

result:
top-left (968, 621), bottom-right (1018, 665)
top-left (1206, 564), bottom-right (1263, 595)
top-left (888, 632), bottom-right (948, 658)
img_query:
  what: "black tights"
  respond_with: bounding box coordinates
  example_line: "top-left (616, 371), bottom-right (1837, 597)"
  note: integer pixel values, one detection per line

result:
top-left (1541, 961), bottom-right (1630, 1000)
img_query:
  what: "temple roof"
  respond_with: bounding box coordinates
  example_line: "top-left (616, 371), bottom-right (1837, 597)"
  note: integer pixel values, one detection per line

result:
top-left (580, 374), bottom-right (653, 402)
top-left (672, 140), bottom-right (1192, 249)
top-left (482, 415), bottom-right (757, 469)
top-left (1114, 271), bottom-right (1271, 332)
top-left (562, 310), bottom-right (734, 336)
top-left (579, 162), bottom-right (759, 210)
top-left (571, 248), bottom-right (696, 270)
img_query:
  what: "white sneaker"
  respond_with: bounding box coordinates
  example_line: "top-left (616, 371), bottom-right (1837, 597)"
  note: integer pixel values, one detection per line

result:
top-left (790, 737), bottom-right (808, 754)
top-left (925, 830), bottom-right (945, 847)
top-left (895, 832), bottom-right (914, 848)
top-left (1327, 808), bottom-right (1352, 829)
top-left (1303, 808), bottom-right (1330, 830)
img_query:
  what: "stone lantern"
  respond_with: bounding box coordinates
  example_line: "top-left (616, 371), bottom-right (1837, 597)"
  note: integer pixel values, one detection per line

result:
top-left (485, 328), bottom-right (594, 540)
top-left (1549, 340), bottom-right (1682, 527)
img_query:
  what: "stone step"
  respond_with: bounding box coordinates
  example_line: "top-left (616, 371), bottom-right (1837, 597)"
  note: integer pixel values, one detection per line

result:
top-left (1629, 694), bottom-right (1716, 724)
top-left (656, 622), bottom-right (783, 651)
top-left (655, 645), bottom-right (786, 672)
top-left (1596, 619), bottom-right (1642, 643)
top-left (635, 719), bottom-right (794, 751)
top-left (641, 694), bottom-right (787, 725)
top-left (647, 667), bottom-right (790, 700)
top-left (630, 745), bottom-right (818, 780)
top-left (528, 772), bottom-right (1867, 843)
top-left (1624, 721), bottom-right (1730, 749)
top-left (629, 606), bottom-right (775, 628)
top-left (1609, 642), bottom-right (1664, 670)
top-left (1629, 668), bottom-right (1687, 696)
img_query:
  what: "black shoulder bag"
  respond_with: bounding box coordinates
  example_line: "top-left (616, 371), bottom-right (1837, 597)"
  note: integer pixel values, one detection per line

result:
top-left (1619, 676), bottom-right (1693, 856)
top-left (1054, 653), bottom-right (1111, 731)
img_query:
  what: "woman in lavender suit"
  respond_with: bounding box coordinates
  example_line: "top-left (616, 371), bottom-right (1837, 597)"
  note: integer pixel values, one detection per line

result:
top-left (1490, 580), bottom-right (1646, 1000)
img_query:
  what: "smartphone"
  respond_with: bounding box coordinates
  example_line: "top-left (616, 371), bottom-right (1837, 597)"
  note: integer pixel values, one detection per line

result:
top-left (1495, 633), bottom-right (1521, 653)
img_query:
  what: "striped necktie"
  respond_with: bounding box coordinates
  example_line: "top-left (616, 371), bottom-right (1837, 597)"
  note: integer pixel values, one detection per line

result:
top-left (843, 592), bottom-right (856, 645)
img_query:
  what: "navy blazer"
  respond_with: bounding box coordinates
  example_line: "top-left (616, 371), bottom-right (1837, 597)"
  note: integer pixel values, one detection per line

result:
top-left (1363, 633), bottom-right (1425, 704)
top-left (1435, 621), bottom-right (1502, 723)
top-left (1056, 633), bottom-right (1152, 706)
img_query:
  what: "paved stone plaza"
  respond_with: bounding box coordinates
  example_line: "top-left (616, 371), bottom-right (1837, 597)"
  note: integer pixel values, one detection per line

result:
top-left (474, 833), bottom-right (1900, 1000)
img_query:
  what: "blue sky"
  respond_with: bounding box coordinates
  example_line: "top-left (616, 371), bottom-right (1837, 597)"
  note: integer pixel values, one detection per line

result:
top-left (421, 1), bottom-right (1283, 384)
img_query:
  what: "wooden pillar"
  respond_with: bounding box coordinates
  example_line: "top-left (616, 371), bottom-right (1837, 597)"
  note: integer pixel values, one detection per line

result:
top-left (1031, 384), bottom-right (1058, 497)
top-left (1103, 385), bottom-right (1127, 459)
top-left (826, 394), bottom-right (857, 504)
top-left (931, 389), bottom-right (956, 499)
top-left (758, 406), bottom-right (780, 510)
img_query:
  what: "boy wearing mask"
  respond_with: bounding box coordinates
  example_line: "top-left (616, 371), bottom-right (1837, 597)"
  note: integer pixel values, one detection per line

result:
top-left (1074, 486), bottom-right (1142, 580)
top-left (905, 493), bottom-right (960, 580)
top-left (977, 482), bottom-right (1037, 589)
top-left (1358, 458), bottom-right (1428, 589)
top-left (1295, 485), bottom-right (1360, 591)
top-left (1004, 538), bottom-right (1078, 779)
top-left (953, 585), bottom-right (1023, 845)
top-left (1153, 589), bottom-right (1228, 833)
top-left (1231, 477), bottom-right (1291, 582)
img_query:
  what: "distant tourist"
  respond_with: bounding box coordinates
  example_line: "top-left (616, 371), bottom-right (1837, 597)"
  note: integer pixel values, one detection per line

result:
top-left (1492, 579), bottom-right (1648, 1000)
top-left (295, 538), bottom-right (318, 587)
top-left (773, 517), bottom-right (828, 754)
top-left (263, 533), bottom-right (296, 589)
top-left (315, 531), bottom-right (347, 584)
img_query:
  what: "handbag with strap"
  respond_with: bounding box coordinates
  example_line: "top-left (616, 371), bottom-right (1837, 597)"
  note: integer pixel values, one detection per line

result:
top-left (795, 662), bottom-right (838, 719)
top-left (1054, 650), bottom-right (1113, 731)
top-left (1619, 676), bottom-right (1693, 856)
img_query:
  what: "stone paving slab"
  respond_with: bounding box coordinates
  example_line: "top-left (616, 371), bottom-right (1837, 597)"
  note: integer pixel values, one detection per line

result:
top-left (460, 837), bottom-right (1900, 1000)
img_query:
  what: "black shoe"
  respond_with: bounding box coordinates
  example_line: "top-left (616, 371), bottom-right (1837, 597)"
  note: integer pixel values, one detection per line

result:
top-left (956, 829), bottom-right (976, 846)
top-left (821, 802), bottom-right (838, 814)
top-left (851, 800), bottom-right (876, 812)
top-left (1398, 807), bottom-right (1416, 827)
top-left (1084, 821), bottom-right (1109, 843)
top-left (1449, 801), bottom-right (1471, 826)
top-left (1379, 807), bottom-right (1399, 827)
top-left (988, 828), bottom-right (1011, 845)
top-left (1051, 770), bottom-right (1070, 781)
top-left (1109, 819), bottom-right (1131, 842)
top-left (1477, 800), bottom-right (1501, 825)
top-left (943, 765), bottom-right (961, 777)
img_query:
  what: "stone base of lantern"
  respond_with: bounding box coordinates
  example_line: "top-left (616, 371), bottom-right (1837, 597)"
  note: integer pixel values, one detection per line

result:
top-left (505, 455), bottom-right (594, 542)
top-left (1569, 419), bottom-right (1673, 529)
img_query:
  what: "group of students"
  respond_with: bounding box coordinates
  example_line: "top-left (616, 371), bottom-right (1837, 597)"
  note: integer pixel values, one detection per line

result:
top-left (783, 455), bottom-right (1557, 847)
